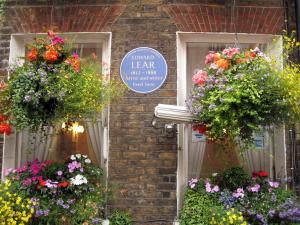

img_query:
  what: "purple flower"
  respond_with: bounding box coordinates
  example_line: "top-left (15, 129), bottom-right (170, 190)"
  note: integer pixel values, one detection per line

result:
top-left (35, 210), bottom-right (43, 217)
top-left (248, 184), bottom-right (260, 192)
top-left (92, 218), bottom-right (102, 224)
top-left (269, 181), bottom-right (279, 188)
top-left (62, 204), bottom-right (70, 209)
top-left (68, 161), bottom-right (82, 173)
top-left (188, 178), bottom-right (198, 189)
top-left (67, 199), bottom-right (75, 204)
top-left (56, 199), bottom-right (64, 206)
top-left (44, 209), bottom-right (50, 216)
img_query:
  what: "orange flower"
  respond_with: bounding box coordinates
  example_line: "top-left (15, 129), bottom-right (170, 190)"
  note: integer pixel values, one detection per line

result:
top-left (27, 48), bottom-right (38, 61)
top-left (45, 45), bottom-right (55, 51)
top-left (0, 82), bottom-right (7, 89)
top-left (44, 50), bottom-right (59, 61)
top-left (236, 58), bottom-right (242, 64)
top-left (216, 58), bottom-right (230, 70)
top-left (73, 60), bottom-right (80, 72)
top-left (213, 53), bottom-right (221, 62)
top-left (245, 51), bottom-right (256, 59)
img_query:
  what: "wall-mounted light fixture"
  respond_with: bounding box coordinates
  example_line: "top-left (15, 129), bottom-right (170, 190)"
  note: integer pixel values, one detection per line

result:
top-left (61, 122), bottom-right (84, 134)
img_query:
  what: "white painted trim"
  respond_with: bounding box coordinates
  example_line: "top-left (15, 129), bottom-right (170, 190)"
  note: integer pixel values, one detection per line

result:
top-left (175, 32), bottom-right (284, 216)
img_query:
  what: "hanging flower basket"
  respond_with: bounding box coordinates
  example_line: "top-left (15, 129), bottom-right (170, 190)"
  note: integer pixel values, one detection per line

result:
top-left (0, 31), bottom-right (122, 134)
top-left (187, 46), bottom-right (293, 146)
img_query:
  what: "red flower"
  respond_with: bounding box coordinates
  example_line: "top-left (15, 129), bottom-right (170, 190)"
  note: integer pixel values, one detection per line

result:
top-left (44, 160), bottom-right (53, 166)
top-left (0, 123), bottom-right (12, 135)
top-left (39, 179), bottom-right (46, 187)
top-left (259, 171), bottom-right (268, 177)
top-left (192, 124), bottom-right (207, 134)
top-left (58, 181), bottom-right (69, 188)
top-left (44, 50), bottom-right (59, 61)
top-left (0, 115), bottom-right (7, 122)
top-left (27, 48), bottom-right (38, 61)
top-left (252, 170), bottom-right (268, 178)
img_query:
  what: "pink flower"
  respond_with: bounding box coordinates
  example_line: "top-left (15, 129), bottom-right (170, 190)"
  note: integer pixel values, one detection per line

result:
top-left (57, 171), bottom-right (63, 176)
top-left (205, 182), bottom-right (212, 192)
top-left (205, 52), bottom-right (215, 64)
top-left (233, 188), bottom-right (244, 198)
top-left (222, 47), bottom-right (240, 59)
top-left (72, 52), bottom-right (79, 59)
top-left (211, 185), bottom-right (220, 192)
top-left (192, 70), bottom-right (207, 85)
top-left (248, 184), bottom-right (260, 192)
top-left (269, 181), bottom-right (279, 188)
top-left (51, 36), bottom-right (64, 45)
top-left (205, 181), bottom-right (219, 193)
top-left (21, 178), bottom-right (32, 186)
top-left (4, 168), bottom-right (13, 176)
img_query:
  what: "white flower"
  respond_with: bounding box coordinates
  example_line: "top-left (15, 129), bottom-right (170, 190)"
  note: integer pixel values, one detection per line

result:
top-left (84, 158), bottom-right (91, 164)
top-left (70, 155), bottom-right (76, 160)
top-left (212, 173), bottom-right (218, 177)
top-left (75, 154), bottom-right (82, 159)
top-left (82, 155), bottom-right (88, 158)
top-left (70, 174), bottom-right (88, 186)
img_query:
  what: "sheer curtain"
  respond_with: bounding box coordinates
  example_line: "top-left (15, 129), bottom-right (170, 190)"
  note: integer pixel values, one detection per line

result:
top-left (85, 120), bottom-right (104, 167)
top-left (241, 131), bottom-right (273, 176)
top-left (2, 127), bottom-right (58, 177)
top-left (188, 125), bottom-right (206, 179)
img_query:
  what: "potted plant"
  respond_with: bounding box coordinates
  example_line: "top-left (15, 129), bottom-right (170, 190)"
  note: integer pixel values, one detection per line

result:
top-left (187, 42), bottom-right (298, 148)
top-left (0, 31), bottom-right (122, 134)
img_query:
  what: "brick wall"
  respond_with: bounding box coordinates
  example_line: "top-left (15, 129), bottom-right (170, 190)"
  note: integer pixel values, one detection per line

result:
top-left (0, 0), bottom-right (298, 224)
top-left (108, 1), bottom-right (177, 224)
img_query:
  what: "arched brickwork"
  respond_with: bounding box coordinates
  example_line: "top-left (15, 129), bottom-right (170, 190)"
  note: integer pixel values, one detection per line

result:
top-left (163, 4), bottom-right (284, 34)
top-left (6, 4), bottom-right (126, 33)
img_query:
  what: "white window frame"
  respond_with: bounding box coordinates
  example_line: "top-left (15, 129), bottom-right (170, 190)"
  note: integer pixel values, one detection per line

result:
top-left (175, 32), bottom-right (286, 216)
top-left (3, 32), bottom-right (112, 180)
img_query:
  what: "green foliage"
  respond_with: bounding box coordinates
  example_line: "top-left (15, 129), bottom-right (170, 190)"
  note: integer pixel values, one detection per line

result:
top-left (212, 167), bottom-right (251, 191)
top-left (188, 43), bottom-right (297, 148)
top-left (180, 183), bottom-right (225, 225)
top-left (279, 32), bottom-right (300, 121)
top-left (0, 33), bottom-right (124, 131)
top-left (109, 210), bottom-right (133, 225)
top-left (181, 168), bottom-right (300, 224)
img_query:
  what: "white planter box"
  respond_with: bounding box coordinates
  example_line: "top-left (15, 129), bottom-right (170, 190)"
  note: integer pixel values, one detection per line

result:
top-left (102, 219), bottom-right (109, 225)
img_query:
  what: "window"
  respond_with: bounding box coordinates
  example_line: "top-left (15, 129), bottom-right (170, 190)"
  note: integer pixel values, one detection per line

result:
top-left (2, 32), bottom-right (111, 178)
top-left (176, 32), bottom-right (285, 213)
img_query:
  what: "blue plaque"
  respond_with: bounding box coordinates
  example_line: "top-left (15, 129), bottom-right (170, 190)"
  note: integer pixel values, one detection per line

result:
top-left (120, 47), bottom-right (168, 94)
